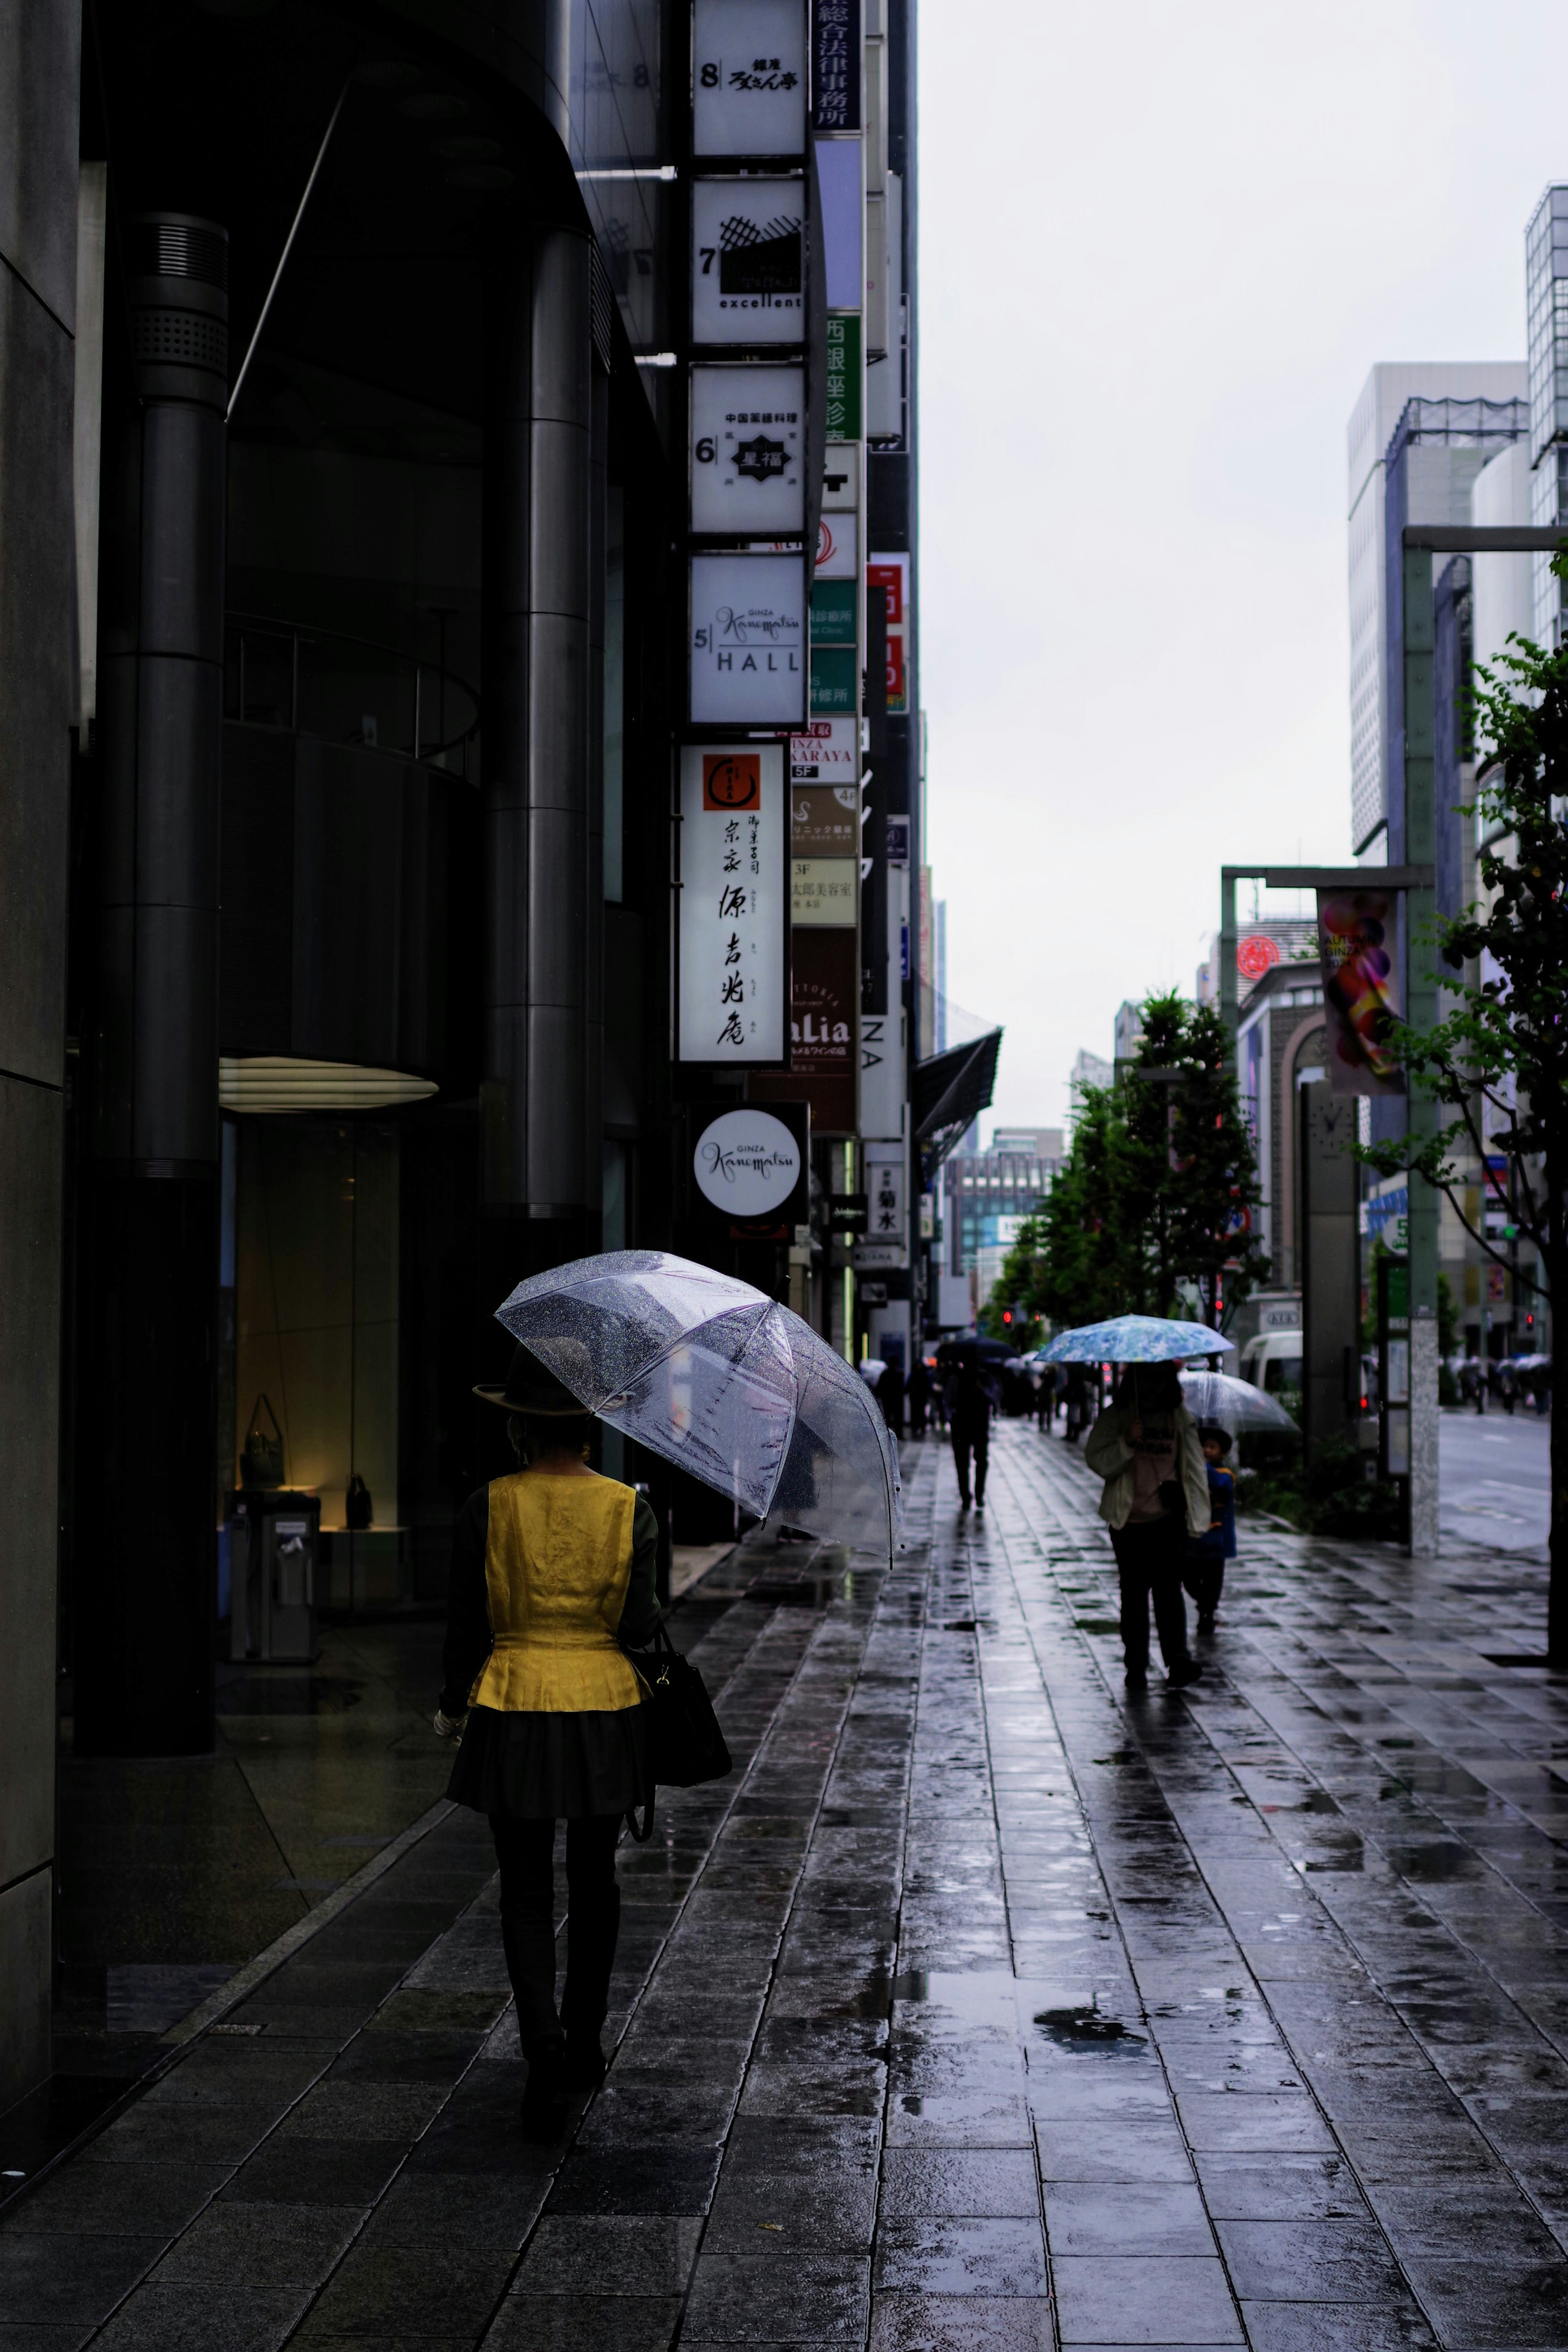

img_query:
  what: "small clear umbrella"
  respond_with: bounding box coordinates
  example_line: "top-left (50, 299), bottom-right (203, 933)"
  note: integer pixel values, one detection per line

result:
top-left (493, 1251), bottom-right (901, 1558)
top-left (1179, 1369), bottom-right (1298, 1432)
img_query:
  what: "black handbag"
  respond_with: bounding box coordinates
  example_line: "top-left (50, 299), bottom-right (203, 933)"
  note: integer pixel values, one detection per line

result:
top-left (621, 1621), bottom-right (733, 1841)
top-left (241, 1396), bottom-right (285, 1489)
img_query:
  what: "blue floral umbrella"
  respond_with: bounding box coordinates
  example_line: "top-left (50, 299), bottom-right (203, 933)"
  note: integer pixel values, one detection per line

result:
top-left (1040, 1314), bottom-right (1231, 1364)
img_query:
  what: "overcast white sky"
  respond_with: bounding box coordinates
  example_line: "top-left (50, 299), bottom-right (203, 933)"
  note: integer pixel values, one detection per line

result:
top-left (918, 0), bottom-right (1565, 1135)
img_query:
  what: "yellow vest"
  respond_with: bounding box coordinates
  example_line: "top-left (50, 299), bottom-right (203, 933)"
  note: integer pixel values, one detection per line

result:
top-left (468, 1472), bottom-right (642, 1714)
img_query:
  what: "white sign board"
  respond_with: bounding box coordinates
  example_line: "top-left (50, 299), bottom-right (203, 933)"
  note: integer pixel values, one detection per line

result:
top-left (692, 178), bottom-right (805, 344)
top-left (854, 1142), bottom-right (906, 1266)
top-left (791, 856), bottom-right (858, 926)
top-left (677, 742), bottom-right (786, 1064)
top-left (693, 0), bottom-right (807, 157)
top-left (789, 717), bottom-right (859, 782)
top-left (690, 365), bottom-right (805, 533)
top-left (692, 1108), bottom-right (802, 1214)
top-left (690, 551), bottom-right (804, 725)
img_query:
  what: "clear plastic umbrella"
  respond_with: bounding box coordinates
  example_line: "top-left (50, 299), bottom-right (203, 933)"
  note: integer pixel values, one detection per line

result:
top-left (493, 1251), bottom-right (902, 1559)
top-left (1179, 1369), bottom-right (1298, 1432)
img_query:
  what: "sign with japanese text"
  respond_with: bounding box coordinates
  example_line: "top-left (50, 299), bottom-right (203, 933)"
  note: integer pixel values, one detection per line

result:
top-left (789, 717), bottom-right (858, 783)
top-left (809, 647), bottom-right (856, 715)
top-left (751, 926), bottom-right (858, 1133)
top-left (1316, 888), bottom-right (1403, 1098)
top-left (825, 312), bottom-right (862, 439)
top-left (853, 1145), bottom-right (906, 1268)
top-left (692, 179), bottom-right (805, 344)
top-left (690, 551), bottom-right (806, 725)
top-left (694, 0), bottom-right (808, 156)
top-left (677, 742), bottom-right (787, 1065)
top-left (811, 0), bottom-right (860, 129)
top-left (791, 856), bottom-right (858, 925)
top-left (867, 553), bottom-right (909, 714)
top-left (810, 580), bottom-right (857, 644)
top-left (690, 365), bottom-right (806, 534)
top-left (791, 782), bottom-right (858, 852)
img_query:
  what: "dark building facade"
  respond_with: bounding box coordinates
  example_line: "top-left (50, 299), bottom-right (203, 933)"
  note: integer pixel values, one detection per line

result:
top-left (0, 0), bottom-right (924, 2125)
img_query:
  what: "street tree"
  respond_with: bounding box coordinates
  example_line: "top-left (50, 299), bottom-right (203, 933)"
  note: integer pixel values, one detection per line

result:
top-left (1361, 617), bottom-right (1568, 1662)
top-left (992, 997), bottom-right (1268, 1337)
top-left (1119, 995), bottom-right (1270, 1324)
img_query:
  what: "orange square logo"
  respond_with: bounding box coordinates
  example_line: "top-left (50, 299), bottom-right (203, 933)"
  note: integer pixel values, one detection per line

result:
top-left (703, 752), bottom-right (761, 811)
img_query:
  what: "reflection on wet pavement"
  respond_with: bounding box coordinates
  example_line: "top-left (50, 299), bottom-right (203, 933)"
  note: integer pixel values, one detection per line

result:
top-left (6, 1425), bottom-right (1568, 2347)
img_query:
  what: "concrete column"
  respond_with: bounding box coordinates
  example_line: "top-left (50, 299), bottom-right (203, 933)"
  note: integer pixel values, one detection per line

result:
top-left (76, 215), bottom-right (227, 1754)
top-left (0, 0), bottom-right (79, 2113)
top-left (482, 222), bottom-right (599, 1322)
top-left (1401, 543), bottom-right (1440, 1555)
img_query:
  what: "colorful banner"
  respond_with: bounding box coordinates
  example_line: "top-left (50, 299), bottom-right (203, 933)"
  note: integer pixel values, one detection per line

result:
top-left (1316, 888), bottom-right (1403, 1097)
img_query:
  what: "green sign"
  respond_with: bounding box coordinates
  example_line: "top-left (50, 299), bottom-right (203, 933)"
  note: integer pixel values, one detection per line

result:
top-left (810, 648), bottom-right (857, 715)
top-left (825, 313), bottom-right (861, 442)
top-left (811, 582), bottom-right (857, 646)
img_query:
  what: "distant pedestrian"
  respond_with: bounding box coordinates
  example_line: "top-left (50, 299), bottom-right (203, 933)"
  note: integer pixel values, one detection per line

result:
top-left (1063, 1364), bottom-right (1089, 1442)
top-left (929, 1363), bottom-right (948, 1435)
top-left (1085, 1363), bottom-right (1207, 1692)
top-left (1035, 1364), bottom-right (1058, 1432)
top-left (1497, 1358), bottom-right (1518, 1415)
top-left (949, 1359), bottom-right (994, 1510)
top-left (1183, 1423), bottom-right (1236, 1634)
top-left (875, 1357), bottom-right (906, 1438)
top-left (1461, 1355), bottom-right (1484, 1413)
top-left (907, 1354), bottom-right (932, 1439)
top-left (436, 1346), bottom-right (662, 2140)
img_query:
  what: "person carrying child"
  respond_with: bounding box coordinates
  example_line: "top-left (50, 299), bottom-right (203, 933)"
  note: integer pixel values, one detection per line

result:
top-left (1183, 1422), bottom-right (1236, 1634)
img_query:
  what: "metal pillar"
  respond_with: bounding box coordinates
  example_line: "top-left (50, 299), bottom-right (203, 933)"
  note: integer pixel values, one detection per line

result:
top-left (481, 222), bottom-right (600, 1377)
top-left (77, 216), bottom-right (228, 1753)
top-left (1401, 545), bottom-right (1440, 1555)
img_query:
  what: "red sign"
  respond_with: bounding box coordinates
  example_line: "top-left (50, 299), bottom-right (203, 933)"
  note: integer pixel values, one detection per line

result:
top-left (703, 752), bottom-right (760, 811)
top-left (866, 559), bottom-right (904, 624)
top-left (1236, 933), bottom-right (1279, 981)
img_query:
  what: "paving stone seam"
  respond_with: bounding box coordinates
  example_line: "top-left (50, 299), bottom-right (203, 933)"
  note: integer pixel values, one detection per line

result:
top-left (872, 1445), bottom-right (951, 2350)
top-left (1218, 1630), bottom-right (1568, 2039)
top-left (666, 1552), bottom-right (904, 2348)
top-left (58, 1583), bottom-right (790, 2349)
top-left (929, 1479), bottom-right (1062, 2347)
top-left (968, 1478), bottom-right (1243, 2348)
top-left (984, 1440), bottom-right (1435, 2352)
top-left (996, 1431), bottom-right (1568, 2330)
top-left (1105, 1607), bottom-right (1568, 2265)
top-left (1051, 1466), bottom-right (1568, 2245)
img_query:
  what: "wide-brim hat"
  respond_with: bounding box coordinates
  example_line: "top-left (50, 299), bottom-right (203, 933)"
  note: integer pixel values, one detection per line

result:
top-left (474, 1342), bottom-right (589, 1418)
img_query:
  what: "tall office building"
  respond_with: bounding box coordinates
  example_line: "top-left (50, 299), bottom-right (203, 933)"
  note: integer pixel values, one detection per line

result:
top-left (1346, 363), bottom-right (1526, 854)
top-left (1527, 186), bottom-right (1568, 645)
top-left (0, 0), bottom-right (932, 2137)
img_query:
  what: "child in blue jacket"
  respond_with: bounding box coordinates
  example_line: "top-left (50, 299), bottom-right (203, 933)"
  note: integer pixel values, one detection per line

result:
top-left (1184, 1423), bottom-right (1236, 1633)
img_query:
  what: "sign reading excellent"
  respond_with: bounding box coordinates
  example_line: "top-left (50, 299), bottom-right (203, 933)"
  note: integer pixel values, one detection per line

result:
top-left (692, 1108), bottom-right (803, 1217)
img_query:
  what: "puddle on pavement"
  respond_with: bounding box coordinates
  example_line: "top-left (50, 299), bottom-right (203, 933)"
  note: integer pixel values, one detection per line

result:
top-left (1033, 2005), bottom-right (1146, 2051)
top-left (1385, 1841), bottom-right (1482, 1882)
top-left (890, 1969), bottom-right (1147, 2052)
top-left (1074, 1619), bottom-right (1123, 1635)
top-left (1296, 1790), bottom-right (1341, 1815)
top-left (745, 1576), bottom-right (843, 1608)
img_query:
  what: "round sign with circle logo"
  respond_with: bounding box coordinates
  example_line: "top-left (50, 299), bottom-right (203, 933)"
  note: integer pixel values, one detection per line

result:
top-left (693, 1110), bottom-right (801, 1215)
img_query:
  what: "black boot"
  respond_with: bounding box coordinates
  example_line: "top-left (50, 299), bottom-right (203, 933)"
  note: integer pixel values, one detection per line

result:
top-left (519, 2036), bottom-right (568, 2140)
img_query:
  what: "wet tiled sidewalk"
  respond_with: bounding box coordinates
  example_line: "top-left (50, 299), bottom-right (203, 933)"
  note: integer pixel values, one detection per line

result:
top-left (4, 1427), bottom-right (1568, 2350)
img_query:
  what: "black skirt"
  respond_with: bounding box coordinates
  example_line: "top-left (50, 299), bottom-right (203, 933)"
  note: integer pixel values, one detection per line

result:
top-left (446, 1703), bottom-right (647, 1819)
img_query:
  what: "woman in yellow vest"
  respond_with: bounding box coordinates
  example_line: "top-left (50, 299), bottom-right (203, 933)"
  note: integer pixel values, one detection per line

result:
top-left (435, 1344), bottom-right (660, 2136)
